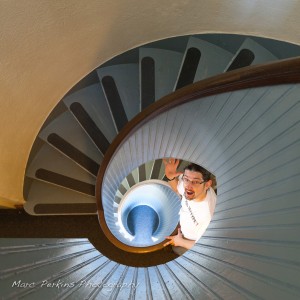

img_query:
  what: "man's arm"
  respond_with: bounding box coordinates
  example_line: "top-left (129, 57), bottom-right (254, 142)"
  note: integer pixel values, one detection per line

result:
top-left (164, 228), bottom-right (195, 250)
top-left (163, 158), bottom-right (182, 194)
top-left (166, 176), bottom-right (179, 193)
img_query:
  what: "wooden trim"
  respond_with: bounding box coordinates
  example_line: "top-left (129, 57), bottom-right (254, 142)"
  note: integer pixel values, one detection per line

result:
top-left (96, 57), bottom-right (300, 254)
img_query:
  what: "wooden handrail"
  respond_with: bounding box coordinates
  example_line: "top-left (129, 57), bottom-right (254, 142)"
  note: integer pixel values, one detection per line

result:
top-left (96, 57), bottom-right (300, 254)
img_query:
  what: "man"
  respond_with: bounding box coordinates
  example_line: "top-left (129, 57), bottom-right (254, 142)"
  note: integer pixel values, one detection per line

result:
top-left (163, 158), bottom-right (217, 255)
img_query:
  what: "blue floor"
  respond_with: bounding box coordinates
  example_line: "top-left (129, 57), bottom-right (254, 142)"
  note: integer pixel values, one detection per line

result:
top-left (127, 205), bottom-right (159, 245)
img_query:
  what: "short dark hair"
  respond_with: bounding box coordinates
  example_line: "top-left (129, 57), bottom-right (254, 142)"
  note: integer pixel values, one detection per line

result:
top-left (184, 163), bottom-right (211, 182)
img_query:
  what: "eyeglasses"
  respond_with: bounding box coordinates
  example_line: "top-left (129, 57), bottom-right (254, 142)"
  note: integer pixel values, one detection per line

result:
top-left (182, 175), bottom-right (205, 186)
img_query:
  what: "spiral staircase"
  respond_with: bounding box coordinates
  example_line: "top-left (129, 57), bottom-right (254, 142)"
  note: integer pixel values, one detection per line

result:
top-left (1, 34), bottom-right (300, 299)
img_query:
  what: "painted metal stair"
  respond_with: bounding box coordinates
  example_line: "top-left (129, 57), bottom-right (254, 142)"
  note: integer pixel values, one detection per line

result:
top-left (23, 35), bottom-right (278, 215)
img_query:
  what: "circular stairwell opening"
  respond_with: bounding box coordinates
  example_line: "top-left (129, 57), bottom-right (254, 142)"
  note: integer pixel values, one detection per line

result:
top-left (104, 158), bottom-right (217, 252)
top-left (127, 205), bottom-right (159, 243)
top-left (116, 180), bottom-right (181, 247)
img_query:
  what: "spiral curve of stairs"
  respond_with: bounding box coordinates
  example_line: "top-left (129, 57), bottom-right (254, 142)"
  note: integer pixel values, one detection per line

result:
top-left (1, 34), bottom-right (300, 299)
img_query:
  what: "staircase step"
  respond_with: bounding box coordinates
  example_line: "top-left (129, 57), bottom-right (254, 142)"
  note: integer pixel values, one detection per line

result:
top-left (175, 36), bottom-right (233, 89)
top-left (97, 64), bottom-right (140, 131)
top-left (126, 172), bottom-right (136, 188)
top-left (26, 143), bottom-right (96, 185)
top-left (47, 133), bottom-right (99, 176)
top-left (63, 84), bottom-right (117, 143)
top-left (115, 160), bottom-right (165, 207)
top-left (38, 110), bottom-right (102, 167)
top-left (138, 163), bottom-right (147, 182)
top-left (150, 159), bottom-right (165, 180)
top-left (69, 102), bottom-right (110, 155)
top-left (225, 37), bottom-right (278, 71)
top-left (139, 48), bottom-right (183, 107)
top-left (24, 180), bottom-right (96, 215)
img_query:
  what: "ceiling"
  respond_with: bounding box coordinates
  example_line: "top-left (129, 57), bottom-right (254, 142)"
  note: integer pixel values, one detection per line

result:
top-left (1, 0), bottom-right (300, 208)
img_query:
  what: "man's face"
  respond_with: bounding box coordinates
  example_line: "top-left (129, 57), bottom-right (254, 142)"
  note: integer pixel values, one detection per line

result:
top-left (183, 170), bottom-right (210, 201)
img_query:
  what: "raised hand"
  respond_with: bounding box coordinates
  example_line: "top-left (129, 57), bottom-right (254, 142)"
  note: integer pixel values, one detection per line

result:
top-left (163, 158), bottom-right (183, 180)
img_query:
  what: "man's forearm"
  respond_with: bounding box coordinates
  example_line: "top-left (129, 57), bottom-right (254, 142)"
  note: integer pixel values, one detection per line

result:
top-left (167, 177), bottom-right (179, 194)
top-left (179, 238), bottom-right (196, 250)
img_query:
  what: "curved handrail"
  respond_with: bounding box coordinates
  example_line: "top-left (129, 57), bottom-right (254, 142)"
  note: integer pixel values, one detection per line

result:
top-left (96, 57), bottom-right (300, 254)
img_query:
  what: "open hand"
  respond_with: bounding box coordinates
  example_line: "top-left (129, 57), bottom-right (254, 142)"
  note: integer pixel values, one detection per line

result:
top-left (163, 158), bottom-right (183, 180)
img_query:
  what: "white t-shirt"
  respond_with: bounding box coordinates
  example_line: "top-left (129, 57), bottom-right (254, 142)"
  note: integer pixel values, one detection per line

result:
top-left (177, 175), bottom-right (216, 241)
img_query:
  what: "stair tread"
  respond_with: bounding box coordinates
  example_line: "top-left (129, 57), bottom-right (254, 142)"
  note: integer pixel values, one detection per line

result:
top-left (39, 110), bottom-right (103, 165)
top-left (225, 37), bottom-right (278, 71)
top-left (140, 47), bottom-right (183, 102)
top-left (176, 36), bottom-right (234, 88)
top-left (26, 143), bottom-right (96, 184)
top-left (97, 64), bottom-right (140, 127)
top-left (24, 180), bottom-right (96, 215)
top-left (63, 84), bottom-right (117, 143)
